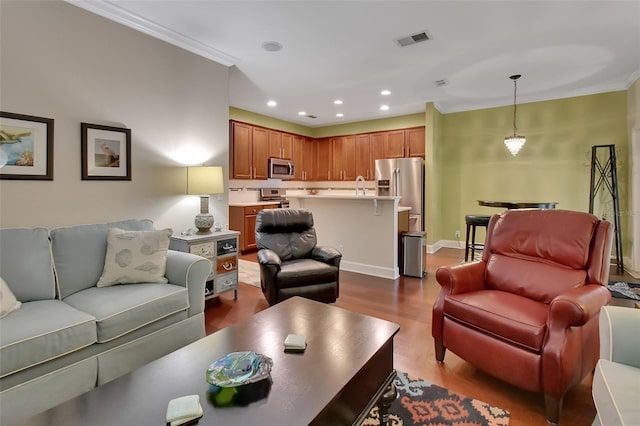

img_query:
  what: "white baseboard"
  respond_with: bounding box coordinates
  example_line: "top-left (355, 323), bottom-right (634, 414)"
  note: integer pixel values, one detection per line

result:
top-left (341, 260), bottom-right (399, 279)
top-left (429, 239), bottom-right (464, 253)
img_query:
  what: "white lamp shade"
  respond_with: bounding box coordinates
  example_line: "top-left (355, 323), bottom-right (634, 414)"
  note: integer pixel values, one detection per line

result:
top-left (187, 166), bottom-right (223, 195)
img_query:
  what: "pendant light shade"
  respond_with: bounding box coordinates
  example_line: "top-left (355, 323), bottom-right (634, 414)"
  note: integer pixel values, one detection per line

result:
top-left (504, 74), bottom-right (525, 156)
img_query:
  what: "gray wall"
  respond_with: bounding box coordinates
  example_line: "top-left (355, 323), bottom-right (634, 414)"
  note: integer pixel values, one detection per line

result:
top-left (0, 0), bottom-right (230, 233)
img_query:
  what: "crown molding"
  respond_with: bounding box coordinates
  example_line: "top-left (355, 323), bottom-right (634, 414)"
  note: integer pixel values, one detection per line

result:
top-left (66, 0), bottom-right (238, 66)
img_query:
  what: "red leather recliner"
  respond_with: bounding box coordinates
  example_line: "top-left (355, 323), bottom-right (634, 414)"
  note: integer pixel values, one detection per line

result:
top-left (432, 209), bottom-right (613, 424)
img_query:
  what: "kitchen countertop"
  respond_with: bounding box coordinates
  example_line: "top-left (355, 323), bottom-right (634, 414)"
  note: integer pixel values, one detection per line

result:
top-left (229, 201), bottom-right (282, 207)
top-left (286, 194), bottom-right (400, 201)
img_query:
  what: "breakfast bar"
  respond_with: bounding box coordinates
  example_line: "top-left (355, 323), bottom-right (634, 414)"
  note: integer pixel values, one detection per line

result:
top-left (288, 194), bottom-right (403, 279)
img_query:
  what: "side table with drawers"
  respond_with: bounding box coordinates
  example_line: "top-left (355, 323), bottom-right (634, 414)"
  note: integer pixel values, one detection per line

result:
top-left (169, 230), bottom-right (241, 300)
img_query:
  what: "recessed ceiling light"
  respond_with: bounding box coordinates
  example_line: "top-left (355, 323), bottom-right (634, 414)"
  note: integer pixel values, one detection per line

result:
top-left (380, 90), bottom-right (391, 96)
top-left (262, 41), bottom-right (283, 52)
top-left (380, 105), bottom-right (390, 111)
top-left (336, 113), bottom-right (344, 117)
top-left (267, 100), bottom-right (277, 107)
top-left (334, 100), bottom-right (343, 105)
top-left (298, 111), bottom-right (306, 116)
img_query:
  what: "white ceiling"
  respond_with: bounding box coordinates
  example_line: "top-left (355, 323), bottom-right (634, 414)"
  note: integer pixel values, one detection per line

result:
top-left (71, 1), bottom-right (640, 127)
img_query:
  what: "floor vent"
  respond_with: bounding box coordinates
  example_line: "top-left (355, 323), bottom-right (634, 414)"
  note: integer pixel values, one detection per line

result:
top-left (395, 30), bottom-right (431, 47)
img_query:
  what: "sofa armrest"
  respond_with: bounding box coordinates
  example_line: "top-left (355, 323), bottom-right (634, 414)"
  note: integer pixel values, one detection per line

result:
top-left (165, 250), bottom-right (211, 318)
top-left (311, 246), bottom-right (342, 267)
top-left (599, 305), bottom-right (640, 368)
top-left (549, 285), bottom-right (611, 329)
top-left (257, 249), bottom-right (281, 267)
top-left (435, 261), bottom-right (486, 294)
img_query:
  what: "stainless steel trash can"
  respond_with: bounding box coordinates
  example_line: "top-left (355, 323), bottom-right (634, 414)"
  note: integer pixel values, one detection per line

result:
top-left (403, 231), bottom-right (425, 277)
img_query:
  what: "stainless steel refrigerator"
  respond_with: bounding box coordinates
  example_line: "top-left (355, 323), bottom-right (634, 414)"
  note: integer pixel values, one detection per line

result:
top-left (375, 157), bottom-right (425, 232)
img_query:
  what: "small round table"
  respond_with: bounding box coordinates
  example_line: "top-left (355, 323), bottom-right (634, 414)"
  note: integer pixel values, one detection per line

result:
top-left (477, 200), bottom-right (558, 209)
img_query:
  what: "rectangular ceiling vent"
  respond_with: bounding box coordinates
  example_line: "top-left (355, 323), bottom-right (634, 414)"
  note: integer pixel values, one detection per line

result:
top-left (306, 115), bottom-right (317, 119)
top-left (434, 79), bottom-right (449, 87)
top-left (395, 31), bottom-right (431, 47)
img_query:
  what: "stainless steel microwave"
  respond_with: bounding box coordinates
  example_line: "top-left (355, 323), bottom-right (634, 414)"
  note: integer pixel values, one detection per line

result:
top-left (268, 158), bottom-right (295, 180)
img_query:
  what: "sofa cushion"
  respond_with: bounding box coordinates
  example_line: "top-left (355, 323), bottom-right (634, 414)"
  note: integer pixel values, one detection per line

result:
top-left (0, 277), bottom-right (21, 318)
top-left (63, 283), bottom-right (189, 343)
top-left (444, 290), bottom-right (549, 352)
top-left (50, 219), bottom-right (155, 298)
top-left (593, 359), bottom-right (640, 426)
top-left (97, 228), bottom-right (172, 287)
top-left (0, 300), bottom-right (96, 378)
top-left (0, 228), bottom-right (55, 301)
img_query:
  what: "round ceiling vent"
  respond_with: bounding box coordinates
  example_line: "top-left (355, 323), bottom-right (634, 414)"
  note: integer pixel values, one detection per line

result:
top-left (262, 41), bottom-right (283, 52)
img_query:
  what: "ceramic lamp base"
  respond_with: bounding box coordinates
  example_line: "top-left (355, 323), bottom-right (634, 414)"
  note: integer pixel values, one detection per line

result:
top-left (194, 213), bottom-right (214, 234)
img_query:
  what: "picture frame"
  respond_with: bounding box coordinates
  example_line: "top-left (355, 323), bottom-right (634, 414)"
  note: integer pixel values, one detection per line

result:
top-left (81, 123), bottom-right (131, 181)
top-left (0, 111), bottom-right (54, 180)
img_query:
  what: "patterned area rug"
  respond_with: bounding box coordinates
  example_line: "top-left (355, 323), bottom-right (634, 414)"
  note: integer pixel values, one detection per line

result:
top-left (238, 259), bottom-right (260, 288)
top-left (362, 371), bottom-right (510, 426)
top-left (607, 281), bottom-right (640, 300)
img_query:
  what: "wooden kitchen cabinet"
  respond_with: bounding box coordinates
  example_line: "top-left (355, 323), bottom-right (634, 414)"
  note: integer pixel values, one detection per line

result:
top-left (331, 135), bottom-right (356, 181)
top-left (406, 127), bottom-right (426, 158)
top-left (268, 130), bottom-right (292, 159)
top-left (230, 121), bottom-right (269, 179)
top-left (355, 134), bottom-right (372, 180)
top-left (229, 203), bottom-right (279, 252)
top-left (316, 138), bottom-right (332, 181)
top-left (293, 136), bottom-right (316, 180)
top-left (385, 130), bottom-right (406, 158)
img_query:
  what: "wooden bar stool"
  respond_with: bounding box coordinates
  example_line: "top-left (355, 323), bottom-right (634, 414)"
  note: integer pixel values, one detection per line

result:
top-left (464, 215), bottom-right (491, 261)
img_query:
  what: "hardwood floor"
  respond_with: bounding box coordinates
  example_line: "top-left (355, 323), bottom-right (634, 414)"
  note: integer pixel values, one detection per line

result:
top-left (204, 248), bottom-right (637, 426)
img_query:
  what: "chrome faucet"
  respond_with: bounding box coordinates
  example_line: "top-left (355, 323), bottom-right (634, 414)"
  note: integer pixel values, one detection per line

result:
top-left (355, 175), bottom-right (366, 196)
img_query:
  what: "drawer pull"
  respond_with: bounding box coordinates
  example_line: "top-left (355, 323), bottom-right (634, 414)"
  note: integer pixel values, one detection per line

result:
top-left (222, 262), bottom-right (235, 271)
top-left (222, 244), bottom-right (233, 250)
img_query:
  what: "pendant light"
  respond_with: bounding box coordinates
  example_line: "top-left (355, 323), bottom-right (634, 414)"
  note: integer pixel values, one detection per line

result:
top-left (504, 74), bottom-right (525, 156)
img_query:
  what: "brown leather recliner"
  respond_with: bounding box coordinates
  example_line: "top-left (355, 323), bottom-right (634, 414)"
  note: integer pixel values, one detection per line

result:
top-left (432, 209), bottom-right (613, 424)
top-left (255, 208), bottom-right (341, 306)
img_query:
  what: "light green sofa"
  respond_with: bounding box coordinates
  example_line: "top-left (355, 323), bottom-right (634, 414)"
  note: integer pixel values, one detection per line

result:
top-left (0, 219), bottom-right (210, 424)
top-left (592, 305), bottom-right (640, 426)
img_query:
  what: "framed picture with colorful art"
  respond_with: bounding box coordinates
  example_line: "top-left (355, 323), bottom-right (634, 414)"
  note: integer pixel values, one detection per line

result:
top-left (0, 111), bottom-right (54, 180)
top-left (81, 122), bottom-right (131, 180)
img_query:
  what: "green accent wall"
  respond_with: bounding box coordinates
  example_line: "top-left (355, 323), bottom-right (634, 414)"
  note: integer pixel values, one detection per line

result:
top-left (438, 91), bottom-right (629, 251)
top-left (313, 113), bottom-right (425, 138)
top-left (229, 107), bottom-right (315, 137)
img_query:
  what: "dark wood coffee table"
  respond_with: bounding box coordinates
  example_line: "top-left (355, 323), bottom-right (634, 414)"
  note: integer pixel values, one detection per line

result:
top-left (18, 297), bottom-right (400, 425)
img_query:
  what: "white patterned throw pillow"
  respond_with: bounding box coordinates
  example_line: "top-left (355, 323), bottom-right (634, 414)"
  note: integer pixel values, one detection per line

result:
top-left (97, 228), bottom-right (173, 287)
top-left (0, 276), bottom-right (22, 318)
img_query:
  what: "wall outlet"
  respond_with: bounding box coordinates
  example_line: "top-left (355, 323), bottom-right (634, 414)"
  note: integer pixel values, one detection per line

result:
top-left (455, 230), bottom-right (461, 239)
top-left (338, 244), bottom-right (344, 254)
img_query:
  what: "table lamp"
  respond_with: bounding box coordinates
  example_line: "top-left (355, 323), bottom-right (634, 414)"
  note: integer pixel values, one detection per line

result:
top-left (187, 166), bottom-right (223, 233)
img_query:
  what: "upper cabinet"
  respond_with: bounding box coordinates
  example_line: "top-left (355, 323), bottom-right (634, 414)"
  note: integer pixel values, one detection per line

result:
top-left (405, 127), bottom-right (426, 158)
top-left (230, 120), bottom-right (425, 181)
top-left (268, 130), bottom-right (292, 160)
top-left (293, 135), bottom-right (316, 181)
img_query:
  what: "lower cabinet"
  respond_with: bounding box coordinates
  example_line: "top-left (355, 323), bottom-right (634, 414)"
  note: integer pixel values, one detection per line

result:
top-left (169, 230), bottom-right (240, 300)
top-left (229, 204), bottom-right (279, 252)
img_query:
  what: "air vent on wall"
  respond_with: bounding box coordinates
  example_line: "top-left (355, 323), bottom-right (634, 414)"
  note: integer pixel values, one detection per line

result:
top-left (434, 79), bottom-right (449, 87)
top-left (395, 30), bottom-right (431, 47)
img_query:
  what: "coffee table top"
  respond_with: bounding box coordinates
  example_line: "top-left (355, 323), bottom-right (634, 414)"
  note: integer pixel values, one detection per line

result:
top-left (19, 297), bottom-right (400, 426)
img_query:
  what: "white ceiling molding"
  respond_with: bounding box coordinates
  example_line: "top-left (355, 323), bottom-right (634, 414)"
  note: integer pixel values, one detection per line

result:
top-left (66, 0), bottom-right (238, 66)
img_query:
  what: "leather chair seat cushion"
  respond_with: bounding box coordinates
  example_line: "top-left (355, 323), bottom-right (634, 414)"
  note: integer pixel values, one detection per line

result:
top-left (275, 259), bottom-right (339, 290)
top-left (444, 290), bottom-right (548, 352)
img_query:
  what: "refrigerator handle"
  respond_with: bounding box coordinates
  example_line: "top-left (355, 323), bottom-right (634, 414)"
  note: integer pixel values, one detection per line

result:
top-left (393, 168), bottom-right (400, 197)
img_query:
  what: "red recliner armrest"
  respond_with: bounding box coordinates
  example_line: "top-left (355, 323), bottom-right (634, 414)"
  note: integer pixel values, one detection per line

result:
top-left (548, 284), bottom-right (611, 330)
